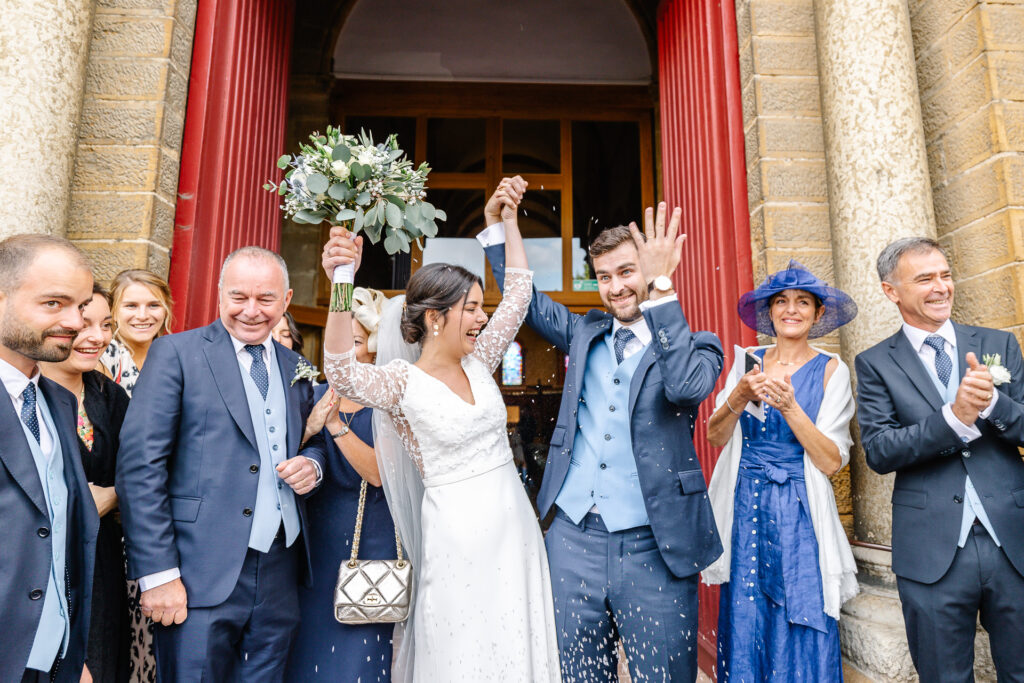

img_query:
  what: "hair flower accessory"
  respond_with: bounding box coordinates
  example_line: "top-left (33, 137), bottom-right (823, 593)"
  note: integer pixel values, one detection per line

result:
top-left (291, 358), bottom-right (319, 386)
top-left (982, 354), bottom-right (1012, 386)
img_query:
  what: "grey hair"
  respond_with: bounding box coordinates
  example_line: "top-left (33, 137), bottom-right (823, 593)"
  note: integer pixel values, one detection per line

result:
top-left (876, 237), bottom-right (945, 283)
top-left (218, 246), bottom-right (290, 291)
top-left (0, 234), bottom-right (91, 293)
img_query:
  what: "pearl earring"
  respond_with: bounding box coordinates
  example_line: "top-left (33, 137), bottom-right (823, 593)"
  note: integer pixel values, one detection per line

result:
top-left (433, 323), bottom-right (439, 337)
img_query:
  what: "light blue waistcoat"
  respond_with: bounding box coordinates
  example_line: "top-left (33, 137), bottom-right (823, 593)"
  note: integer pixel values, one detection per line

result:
top-left (240, 349), bottom-right (299, 552)
top-left (24, 391), bottom-right (71, 671)
top-left (921, 349), bottom-right (1001, 547)
top-left (556, 330), bottom-right (648, 531)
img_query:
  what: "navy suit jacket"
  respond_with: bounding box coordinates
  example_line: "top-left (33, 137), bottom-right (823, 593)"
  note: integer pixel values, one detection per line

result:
top-left (485, 244), bottom-right (725, 578)
top-left (0, 376), bottom-right (99, 683)
top-left (856, 322), bottom-right (1024, 584)
top-left (115, 321), bottom-right (327, 608)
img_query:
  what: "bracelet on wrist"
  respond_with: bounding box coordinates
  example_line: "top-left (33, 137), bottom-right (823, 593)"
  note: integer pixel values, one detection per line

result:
top-left (726, 397), bottom-right (742, 416)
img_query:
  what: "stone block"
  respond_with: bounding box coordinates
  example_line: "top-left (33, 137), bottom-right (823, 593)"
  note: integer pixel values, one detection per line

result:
top-left (73, 145), bottom-right (160, 192)
top-left (758, 117), bottom-right (824, 156)
top-left (940, 104), bottom-right (998, 176)
top-left (85, 58), bottom-right (168, 100)
top-left (66, 192), bottom-right (153, 239)
top-left (751, 36), bottom-right (818, 75)
top-left (739, 41), bottom-right (754, 86)
top-left (96, 0), bottom-right (173, 12)
top-left (160, 103), bottom-right (185, 151)
top-left (839, 588), bottom-right (917, 682)
top-left (944, 8), bottom-right (984, 76)
top-left (75, 240), bottom-right (150, 282)
top-left (735, 0), bottom-right (752, 46)
top-left (985, 4), bottom-right (1024, 50)
top-left (151, 195), bottom-right (175, 248)
top-left (747, 162), bottom-right (764, 208)
top-left (744, 121), bottom-right (760, 166)
top-left (927, 139), bottom-right (947, 183)
top-left (764, 203), bottom-right (831, 245)
top-left (947, 210), bottom-right (1017, 277)
top-left (756, 76), bottom-right (821, 115)
top-left (1003, 102), bottom-right (1024, 150)
top-left (147, 242), bottom-right (170, 278)
top-left (741, 80), bottom-right (756, 124)
top-left (911, 0), bottom-right (976, 52)
top-left (915, 42), bottom-right (950, 96)
top-left (78, 99), bottom-right (163, 144)
top-left (164, 62), bottom-right (188, 111)
top-left (169, 1), bottom-right (198, 73)
top-left (991, 51), bottom-right (1024, 100)
top-left (952, 265), bottom-right (1023, 328)
top-left (749, 0), bottom-right (815, 36)
top-left (761, 159), bottom-right (827, 201)
top-left (91, 15), bottom-right (172, 57)
top-left (765, 247), bottom-right (833, 281)
top-left (920, 58), bottom-right (992, 139)
top-left (156, 148), bottom-right (180, 200)
top-left (933, 157), bottom-right (1004, 230)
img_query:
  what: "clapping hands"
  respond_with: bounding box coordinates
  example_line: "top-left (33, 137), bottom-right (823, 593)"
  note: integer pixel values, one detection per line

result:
top-left (952, 352), bottom-right (996, 425)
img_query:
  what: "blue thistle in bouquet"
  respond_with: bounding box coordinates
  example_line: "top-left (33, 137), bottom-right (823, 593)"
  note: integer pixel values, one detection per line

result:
top-left (265, 126), bottom-right (446, 311)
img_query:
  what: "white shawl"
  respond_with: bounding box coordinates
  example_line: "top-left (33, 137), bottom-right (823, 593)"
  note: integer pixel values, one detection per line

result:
top-left (702, 345), bottom-right (859, 620)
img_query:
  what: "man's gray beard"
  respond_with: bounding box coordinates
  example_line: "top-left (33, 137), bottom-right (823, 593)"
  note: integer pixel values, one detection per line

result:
top-left (0, 308), bottom-right (73, 362)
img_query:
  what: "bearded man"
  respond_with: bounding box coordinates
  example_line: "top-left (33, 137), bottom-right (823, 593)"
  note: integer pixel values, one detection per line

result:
top-left (0, 234), bottom-right (99, 683)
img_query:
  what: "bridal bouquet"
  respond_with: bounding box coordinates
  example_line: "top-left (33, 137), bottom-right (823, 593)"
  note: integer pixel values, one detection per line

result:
top-left (265, 127), bottom-right (446, 309)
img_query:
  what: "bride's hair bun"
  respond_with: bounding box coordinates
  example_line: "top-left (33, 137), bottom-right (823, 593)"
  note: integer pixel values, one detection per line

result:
top-left (400, 263), bottom-right (483, 345)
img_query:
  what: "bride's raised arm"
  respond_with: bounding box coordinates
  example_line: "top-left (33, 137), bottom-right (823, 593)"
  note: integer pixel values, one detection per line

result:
top-left (472, 177), bottom-right (534, 373)
top-left (322, 226), bottom-right (407, 412)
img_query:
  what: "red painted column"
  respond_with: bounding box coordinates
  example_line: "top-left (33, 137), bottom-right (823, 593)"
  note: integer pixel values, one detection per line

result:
top-left (658, 0), bottom-right (756, 677)
top-left (168, 0), bottom-right (295, 331)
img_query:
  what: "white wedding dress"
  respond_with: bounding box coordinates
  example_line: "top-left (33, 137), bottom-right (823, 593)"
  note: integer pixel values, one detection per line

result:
top-left (324, 268), bottom-right (562, 682)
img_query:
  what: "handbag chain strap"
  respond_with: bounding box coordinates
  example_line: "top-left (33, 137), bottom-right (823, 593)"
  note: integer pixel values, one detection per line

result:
top-left (348, 479), bottom-right (405, 568)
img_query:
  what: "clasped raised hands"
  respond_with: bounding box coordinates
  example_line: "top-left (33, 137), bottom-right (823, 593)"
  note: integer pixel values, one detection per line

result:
top-left (952, 352), bottom-right (995, 426)
top-left (485, 176), bottom-right (528, 227)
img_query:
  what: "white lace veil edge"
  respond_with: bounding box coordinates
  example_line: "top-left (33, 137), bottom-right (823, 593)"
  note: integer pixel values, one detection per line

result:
top-left (372, 294), bottom-right (422, 683)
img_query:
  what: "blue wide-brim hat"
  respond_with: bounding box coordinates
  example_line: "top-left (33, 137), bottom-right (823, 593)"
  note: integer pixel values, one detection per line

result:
top-left (738, 259), bottom-right (857, 339)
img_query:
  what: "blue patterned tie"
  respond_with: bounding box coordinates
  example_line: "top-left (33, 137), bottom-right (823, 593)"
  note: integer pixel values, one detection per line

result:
top-left (245, 345), bottom-right (269, 400)
top-left (924, 335), bottom-right (952, 386)
top-left (614, 327), bottom-right (636, 365)
top-left (21, 382), bottom-right (40, 444)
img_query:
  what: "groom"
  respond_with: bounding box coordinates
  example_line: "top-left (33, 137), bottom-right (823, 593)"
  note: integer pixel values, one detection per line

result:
top-left (480, 179), bottom-right (724, 682)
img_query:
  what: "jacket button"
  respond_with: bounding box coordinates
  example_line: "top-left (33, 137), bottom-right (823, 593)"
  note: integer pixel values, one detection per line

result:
top-left (604, 434), bottom-right (612, 441)
top-left (37, 527), bottom-right (50, 538)
top-left (600, 463), bottom-right (607, 469)
top-left (243, 508), bottom-right (253, 517)
top-left (250, 464), bottom-right (259, 473)
top-left (613, 378), bottom-right (620, 385)
top-left (953, 495), bottom-right (963, 504)
top-left (609, 405), bottom-right (616, 412)
top-left (29, 588), bottom-right (43, 600)
top-left (961, 450), bottom-right (970, 458)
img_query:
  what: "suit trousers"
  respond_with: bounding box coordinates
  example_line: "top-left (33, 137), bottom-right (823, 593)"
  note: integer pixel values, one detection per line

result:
top-left (153, 532), bottom-right (300, 683)
top-left (897, 525), bottom-right (1024, 683)
top-left (546, 509), bottom-right (699, 683)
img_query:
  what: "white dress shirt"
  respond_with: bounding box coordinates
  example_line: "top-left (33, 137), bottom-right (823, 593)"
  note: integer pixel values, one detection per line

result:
top-left (0, 357), bottom-right (53, 454)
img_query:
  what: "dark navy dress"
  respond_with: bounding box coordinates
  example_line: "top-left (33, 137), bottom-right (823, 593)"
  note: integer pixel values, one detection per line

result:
top-left (717, 351), bottom-right (843, 682)
top-left (285, 386), bottom-right (396, 682)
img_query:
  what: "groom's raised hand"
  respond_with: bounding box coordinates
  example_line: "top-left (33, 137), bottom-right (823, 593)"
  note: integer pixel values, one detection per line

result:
top-left (952, 352), bottom-right (996, 426)
top-left (630, 201), bottom-right (686, 299)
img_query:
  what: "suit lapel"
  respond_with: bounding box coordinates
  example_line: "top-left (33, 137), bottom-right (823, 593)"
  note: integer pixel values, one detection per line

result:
top-left (202, 323), bottom-right (258, 449)
top-left (572, 318), bottom-right (612, 393)
top-left (40, 377), bottom-right (98, 536)
top-left (628, 345), bottom-right (657, 416)
top-left (0, 389), bottom-right (47, 515)
top-left (275, 344), bottom-right (302, 458)
top-left (954, 322), bottom-right (980, 382)
top-left (888, 331), bottom-right (944, 410)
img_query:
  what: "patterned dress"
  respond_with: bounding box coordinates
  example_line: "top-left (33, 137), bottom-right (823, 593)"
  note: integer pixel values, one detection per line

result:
top-left (716, 351), bottom-right (843, 682)
top-left (102, 339), bottom-right (155, 683)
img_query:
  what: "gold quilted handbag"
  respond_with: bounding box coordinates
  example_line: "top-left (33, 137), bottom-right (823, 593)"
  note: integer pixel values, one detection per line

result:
top-left (334, 480), bottom-right (412, 624)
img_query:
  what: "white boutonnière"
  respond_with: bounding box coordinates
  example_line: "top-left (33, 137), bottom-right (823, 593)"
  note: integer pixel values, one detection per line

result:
top-left (982, 354), bottom-right (1012, 386)
top-left (291, 359), bottom-right (319, 386)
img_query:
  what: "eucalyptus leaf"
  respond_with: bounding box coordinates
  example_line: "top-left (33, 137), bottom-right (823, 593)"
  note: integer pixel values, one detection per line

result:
top-left (351, 163), bottom-right (367, 181)
top-left (277, 154), bottom-right (290, 169)
top-left (328, 183), bottom-right (351, 201)
top-left (263, 182), bottom-right (274, 191)
top-left (385, 202), bottom-right (403, 229)
top-left (434, 209), bottom-right (447, 222)
top-left (355, 191), bottom-right (371, 205)
top-left (384, 195), bottom-right (406, 209)
top-left (332, 145), bottom-right (351, 162)
top-left (335, 208), bottom-right (357, 221)
top-left (388, 148), bottom-right (404, 162)
top-left (405, 202), bottom-right (421, 223)
top-left (404, 217), bottom-right (423, 238)
top-left (364, 221), bottom-right (383, 244)
top-left (306, 173), bottom-right (329, 195)
top-left (384, 232), bottom-right (404, 254)
top-left (419, 201), bottom-right (435, 221)
top-left (421, 220), bottom-right (439, 238)
top-left (354, 206), bottom-right (364, 230)
top-left (295, 209), bottom-right (326, 224)
top-left (278, 185), bottom-right (287, 196)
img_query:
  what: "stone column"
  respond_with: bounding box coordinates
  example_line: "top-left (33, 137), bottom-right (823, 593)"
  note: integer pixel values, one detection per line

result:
top-left (0, 0), bottom-right (96, 239)
top-left (812, 0), bottom-right (936, 680)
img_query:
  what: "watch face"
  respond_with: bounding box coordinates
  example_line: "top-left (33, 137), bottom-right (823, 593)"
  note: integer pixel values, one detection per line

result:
top-left (654, 275), bottom-right (673, 291)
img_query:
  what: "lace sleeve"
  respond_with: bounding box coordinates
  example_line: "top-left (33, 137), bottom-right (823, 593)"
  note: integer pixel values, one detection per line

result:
top-left (472, 268), bottom-right (533, 373)
top-left (323, 349), bottom-right (408, 413)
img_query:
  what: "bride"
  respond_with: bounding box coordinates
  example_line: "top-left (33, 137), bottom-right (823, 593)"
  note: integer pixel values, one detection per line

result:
top-left (321, 178), bottom-right (561, 682)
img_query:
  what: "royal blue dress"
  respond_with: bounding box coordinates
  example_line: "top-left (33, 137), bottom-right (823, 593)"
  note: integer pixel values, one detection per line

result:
top-left (285, 390), bottom-right (396, 682)
top-left (717, 351), bottom-right (843, 682)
